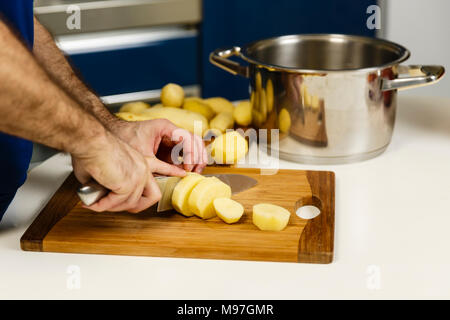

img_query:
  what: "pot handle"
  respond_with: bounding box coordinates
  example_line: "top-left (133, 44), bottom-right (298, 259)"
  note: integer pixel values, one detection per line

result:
top-left (381, 65), bottom-right (445, 91)
top-left (209, 46), bottom-right (249, 77)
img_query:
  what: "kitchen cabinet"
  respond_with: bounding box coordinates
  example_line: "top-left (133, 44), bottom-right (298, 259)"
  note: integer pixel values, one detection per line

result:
top-left (34, 0), bottom-right (377, 103)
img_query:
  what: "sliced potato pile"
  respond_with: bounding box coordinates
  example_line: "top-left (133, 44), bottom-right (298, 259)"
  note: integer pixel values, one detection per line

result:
top-left (171, 173), bottom-right (205, 217)
top-left (188, 177), bottom-right (231, 219)
top-left (171, 175), bottom-right (291, 230)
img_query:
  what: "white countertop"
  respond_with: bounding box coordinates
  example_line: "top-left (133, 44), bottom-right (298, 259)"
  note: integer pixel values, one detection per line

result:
top-left (1, 95), bottom-right (450, 299)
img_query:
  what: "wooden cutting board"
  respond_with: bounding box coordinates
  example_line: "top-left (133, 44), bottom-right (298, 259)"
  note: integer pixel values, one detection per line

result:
top-left (21, 167), bottom-right (335, 264)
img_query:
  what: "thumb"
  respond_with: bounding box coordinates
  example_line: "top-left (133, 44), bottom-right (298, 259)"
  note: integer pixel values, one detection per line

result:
top-left (146, 156), bottom-right (186, 177)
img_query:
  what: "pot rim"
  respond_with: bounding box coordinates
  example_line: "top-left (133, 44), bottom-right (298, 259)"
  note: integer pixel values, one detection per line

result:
top-left (240, 33), bottom-right (411, 74)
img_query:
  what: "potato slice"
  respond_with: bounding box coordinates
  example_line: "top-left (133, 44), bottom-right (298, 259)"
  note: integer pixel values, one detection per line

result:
top-left (253, 203), bottom-right (291, 231)
top-left (204, 97), bottom-right (234, 114)
top-left (188, 177), bottom-right (231, 219)
top-left (233, 100), bottom-right (252, 126)
top-left (210, 112), bottom-right (234, 133)
top-left (140, 106), bottom-right (209, 135)
top-left (119, 101), bottom-right (151, 113)
top-left (161, 83), bottom-right (184, 108)
top-left (278, 108), bottom-right (291, 133)
top-left (172, 173), bottom-right (206, 217)
top-left (211, 131), bottom-right (248, 164)
top-left (213, 198), bottom-right (244, 224)
top-left (183, 99), bottom-right (215, 120)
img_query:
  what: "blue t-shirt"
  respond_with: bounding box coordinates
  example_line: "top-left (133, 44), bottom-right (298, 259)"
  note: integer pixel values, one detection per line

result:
top-left (0, 0), bottom-right (34, 219)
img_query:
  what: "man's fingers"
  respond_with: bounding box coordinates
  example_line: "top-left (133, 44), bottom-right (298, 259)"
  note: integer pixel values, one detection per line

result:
top-left (147, 156), bottom-right (186, 177)
top-left (85, 191), bottom-right (130, 212)
top-left (106, 184), bottom-right (145, 212)
top-left (128, 175), bottom-right (162, 213)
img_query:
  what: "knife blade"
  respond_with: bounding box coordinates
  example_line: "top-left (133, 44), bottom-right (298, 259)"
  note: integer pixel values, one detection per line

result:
top-left (77, 174), bottom-right (258, 212)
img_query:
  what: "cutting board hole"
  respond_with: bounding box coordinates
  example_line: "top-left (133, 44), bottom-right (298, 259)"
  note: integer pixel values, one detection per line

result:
top-left (296, 205), bottom-right (321, 220)
top-left (295, 196), bottom-right (322, 220)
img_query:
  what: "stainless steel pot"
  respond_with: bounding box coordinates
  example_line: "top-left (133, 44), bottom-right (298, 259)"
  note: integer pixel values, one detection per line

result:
top-left (210, 34), bottom-right (445, 164)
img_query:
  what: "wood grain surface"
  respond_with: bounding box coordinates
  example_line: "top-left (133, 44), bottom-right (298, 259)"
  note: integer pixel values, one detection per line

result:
top-left (21, 167), bottom-right (335, 263)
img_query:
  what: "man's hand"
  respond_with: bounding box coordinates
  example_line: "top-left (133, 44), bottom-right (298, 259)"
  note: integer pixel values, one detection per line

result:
top-left (109, 119), bottom-right (208, 174)
top-left (33, 18), bottom-right (208, 175)
top-left (72, 131), bottom-right (175, 213)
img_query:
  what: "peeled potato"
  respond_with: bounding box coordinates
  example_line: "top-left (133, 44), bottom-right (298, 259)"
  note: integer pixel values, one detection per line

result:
top-left (161, 83), bottom-right (184, 108)
top-left (214, 198), bottom-right (244, 224)
top-left (140, 106), bottom-right (209, 135)
top-left (115, 112), bottom-right (148, 122)
top-left (253, 203), bottom-right (291, 231)
top-left (119, 101), bottom-right (151, 113)
top-left (233, 100), bottom-right (252, 126)
top-left (203, 128), bottom-right (223, 140)
top-left (205, 97), bottom-right (234, 114)
top-left (210, 112), bottom-right (234, 133)
top-left (172, 173), bottom-right (206, 217)
top-left (188, 177), bottom-right (232, 219)
top-left (183, 99), bottom-right (215, 120)
top-left (211, 131), bottom-right (248, 164)
top-left (278, 108), bottom-right (291, 133)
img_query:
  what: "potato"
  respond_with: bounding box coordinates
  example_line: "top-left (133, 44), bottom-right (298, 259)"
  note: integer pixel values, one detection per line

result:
top-left (210, 112), bottom-right (234, 133)
top-left (140, 106), bottom-right (209, 135)
top-left (213, 198), bottom-right (244, 224)
top-left (203, 128), bottom-right (222, 140)
top-left (211, 131), bottom-right (248, 164)
top-left (278, 108), bottom-right (291, 133)
top-left (119, 101), bottom-right (151, 113)
top-left (172, 173), bottom-right (206, 217)
top-left (266, 79), bottom-right (274, 113)
top-left (161, 83), bottom-right (184, 108)
top-left (115, 112), bottom-right (148, 122)
top-left (233, 100), bottom-right (252, 126)
top-left (204, 97), bottom-right (234, 114)
top-left (253, 203), bottom-right (291, 231)
top-left (183, 99), bottom-right (215, 120)
top-left (188, 177), bottom-right (232, 219)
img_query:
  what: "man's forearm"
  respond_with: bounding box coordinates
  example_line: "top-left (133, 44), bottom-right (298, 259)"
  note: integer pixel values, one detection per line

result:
top-left (33, 17), bottom-right (120, 128)
top-left (0, 20), bottom-right (108, 156)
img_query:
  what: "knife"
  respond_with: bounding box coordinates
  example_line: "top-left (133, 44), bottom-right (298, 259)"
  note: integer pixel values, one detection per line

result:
top-left (77, 174), bottom-right (257, 212)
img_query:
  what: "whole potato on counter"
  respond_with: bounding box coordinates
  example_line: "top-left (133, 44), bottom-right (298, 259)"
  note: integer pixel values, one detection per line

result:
top-left (210, 112), bottom-right (234, 133)
top-left (204, 97), bottom-right (235, 114)
top-left (119, 101), bottom-right (151, 113)
top-left (115, 112), bottom-right (148, 122)
top-left (233, 100), bottom-right (252, 126)
top-left (161, 83), bottom-right (184, 108)
top-left (183, 98), bottom-right (215, 120)
top-left (139, 106), bottom-right (209, 135)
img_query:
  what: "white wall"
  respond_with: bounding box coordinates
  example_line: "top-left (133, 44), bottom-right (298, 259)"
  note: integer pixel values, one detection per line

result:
top-left (383, 0), bottom-right (449, 97)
